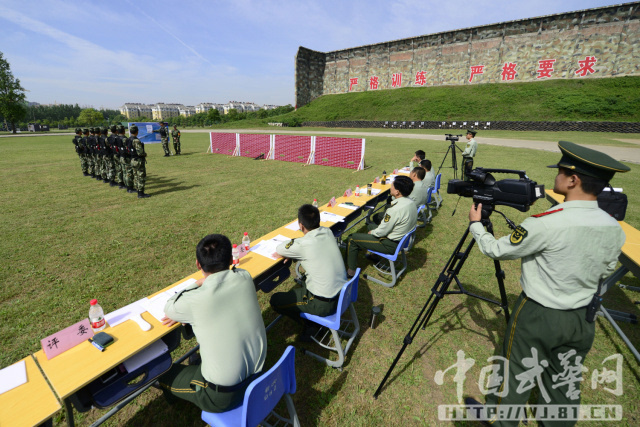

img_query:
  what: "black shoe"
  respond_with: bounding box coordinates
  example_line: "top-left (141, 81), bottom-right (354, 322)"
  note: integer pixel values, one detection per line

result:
top-left (164, 154), bottom-right (169, 157)
top-left (464, 397), bottom-right (490, 426)
top-left (366, 252), bottom-right (381, 262)
top-left (188, 352), bottom-right (202, 366)
top-left (118, 184), bottom-right (126, 189)
top-left (138, 191), bottom-right (151, 199)
top-left (127, 187), bottom-right (136, 193)
top-left (83, 172), bottom-right (89, 176)
top-left (109, 181), bottom-right (117, 187)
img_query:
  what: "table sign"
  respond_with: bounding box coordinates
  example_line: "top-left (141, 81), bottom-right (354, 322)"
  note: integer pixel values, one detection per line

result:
top-left (237, 242), bottom-right (250, 259)
top-left (344, 188), bottom-right (353, 197)
top-left (393, 169), bottom-right (398, 174)
top-left (41, 319), bottom-right (94, 360)
top-left (374, 177), bottom-right (380, 183)
top-left (329, 197), bottom-right (337, 207)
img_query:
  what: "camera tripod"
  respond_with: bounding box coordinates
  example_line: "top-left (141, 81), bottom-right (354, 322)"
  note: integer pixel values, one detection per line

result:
top-left (437, 136), bottom-right (463, 179)
top-left (373, 207), bottom-right (514, 399)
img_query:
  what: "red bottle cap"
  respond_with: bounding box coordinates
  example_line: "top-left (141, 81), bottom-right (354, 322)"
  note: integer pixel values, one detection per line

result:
top-left (90, 299), bottom-right (98, 305)
top-left (233, 244), bottom-right (238, 248)
top-left (244, 232), bottom-right (248, 235)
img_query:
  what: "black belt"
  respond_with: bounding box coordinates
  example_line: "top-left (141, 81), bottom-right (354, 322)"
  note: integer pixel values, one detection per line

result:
top-left (522, 291), bottom-right (588, 311)
top-left (205, 371), bottom-right (262, 393)
top-left (310, 292), bottom-right (340, 302)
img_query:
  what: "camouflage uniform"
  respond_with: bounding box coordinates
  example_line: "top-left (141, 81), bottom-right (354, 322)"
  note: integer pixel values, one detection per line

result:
top-left (119, 127), bottom-right (135, 193)
top-left (72, 129), bottom-right (88, 175)
top-left (86, 129), bottom-right (96, 177)
top-left (154, 123), bottom-right (171, 156)
top-left (130, 126), bottom-right (151, 198)
top-left (171, 126), bottom-right (181, 154)
top-left (109, 126), bottom-right (124, 187)
top-left (100, 128), bottom-right (114, 183)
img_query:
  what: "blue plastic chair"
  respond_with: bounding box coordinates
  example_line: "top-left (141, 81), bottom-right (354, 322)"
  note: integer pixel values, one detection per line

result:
top-left (417, 187), bottom-right (434, 228)
top-left (201, 346), bottom-right (300, 427)
top-left (433, 173), bottom-right (442, 209)
top-left (300, 269), bottom-right (361, 370)
top-left (363, 227), bottom-right (417, 288)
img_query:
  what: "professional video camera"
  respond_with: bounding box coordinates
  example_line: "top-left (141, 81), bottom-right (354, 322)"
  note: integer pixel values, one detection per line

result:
top-left (447, 167), bottom-right (545, 212)
top-left (445, 134), bottom-right (462, 142)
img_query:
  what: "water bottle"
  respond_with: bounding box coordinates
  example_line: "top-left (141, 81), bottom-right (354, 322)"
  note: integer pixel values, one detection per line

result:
top-left (89, 299), bottom-right (106, 332)
top-left (355, 185), bottom-right (360, 196)
top-left (382, 171), bottom-right (387, 185)
top-left (312, 199), bottom-right (319, 208)
top-left (232, 244), bottom-right (240, 265)
top-left (242, 232), bottom-right (251, 250)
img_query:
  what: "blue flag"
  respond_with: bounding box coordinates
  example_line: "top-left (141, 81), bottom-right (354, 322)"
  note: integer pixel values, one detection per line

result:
top-left (128, 122), bottom-right (170, 144)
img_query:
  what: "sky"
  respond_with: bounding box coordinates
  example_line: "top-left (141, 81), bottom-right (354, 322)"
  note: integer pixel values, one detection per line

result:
top-left (0, 0), bottom-right (628, 109)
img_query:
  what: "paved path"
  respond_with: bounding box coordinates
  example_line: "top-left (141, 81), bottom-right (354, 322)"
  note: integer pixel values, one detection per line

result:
top-left (205, 129), bottom-right (640, 164)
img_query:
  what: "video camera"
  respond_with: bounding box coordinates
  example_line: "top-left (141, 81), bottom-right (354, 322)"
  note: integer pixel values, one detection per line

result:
top-left (445, 134), bottom-right (462, 143)
top-left (447, 168), bottom-right (544, 212)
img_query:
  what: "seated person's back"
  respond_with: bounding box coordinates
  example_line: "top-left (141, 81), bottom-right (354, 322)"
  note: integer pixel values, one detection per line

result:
top-left (420, 159), bottom-right (436, 189)
top-left (408, 166), bottom-right (430, 207)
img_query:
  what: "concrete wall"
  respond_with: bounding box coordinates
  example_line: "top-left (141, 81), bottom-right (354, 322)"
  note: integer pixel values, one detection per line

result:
top-left (295, 2), bottom-right (640, 107)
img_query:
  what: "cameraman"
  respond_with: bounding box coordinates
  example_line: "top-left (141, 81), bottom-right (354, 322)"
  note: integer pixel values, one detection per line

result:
top-left (461, 129), bottom-right (477, 181)
top-left (465, 141), bottom-right (629, 425)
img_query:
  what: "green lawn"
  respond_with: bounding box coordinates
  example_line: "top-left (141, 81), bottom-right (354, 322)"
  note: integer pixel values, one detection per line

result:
top-left (1, 133), bottom-right (639, 426)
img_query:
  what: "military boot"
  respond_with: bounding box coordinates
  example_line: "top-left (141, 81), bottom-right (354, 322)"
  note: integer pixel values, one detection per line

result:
top-left (127, 186), bottom-right (136, 193)
top-left (109, 180), bottom-right (117, 187)
top-left (137, 190), bottom-right (151, 199)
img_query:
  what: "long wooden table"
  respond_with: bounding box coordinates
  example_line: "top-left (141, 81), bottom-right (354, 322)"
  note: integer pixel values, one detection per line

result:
top-left (545, 189), bottom-right (640, 364)
top-left (0, 356), bottom-right (61, 427)
top-left (29, 179), bottom-right (389, 426)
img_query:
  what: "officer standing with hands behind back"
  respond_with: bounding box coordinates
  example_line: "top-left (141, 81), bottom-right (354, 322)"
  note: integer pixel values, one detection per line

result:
top-left (465, 141), bottom-right (630, 426)
top-left (461, 129), bottom-right (477, 181)
top-left (129, 124), bottom-right (151, 199)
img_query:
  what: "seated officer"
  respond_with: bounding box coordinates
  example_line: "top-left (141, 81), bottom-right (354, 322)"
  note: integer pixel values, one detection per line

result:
top-left (346, 175), bottom-right (417, 277)
top-left (270, 205), bottom-right (347, 339)
top-left (420, 159), bottom-right (436, 189)
top-left (410, 149), bottom-right (426, 168)
top-left (408, 167), bottom-right (430, 207)
top-left (159, 234), bottom-right (266, 413)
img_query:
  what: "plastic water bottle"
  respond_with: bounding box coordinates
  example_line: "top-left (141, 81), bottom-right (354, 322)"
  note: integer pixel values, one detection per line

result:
top-left (232, 244), bottom-right (240, 265)
top-left (355, 185), bottom-right (360, 196)
top-left (242, 232), bottom-right (251, 250)
top-left (89, 299), bottom-right (106, 332)
top-left (312, 199), bottom-right (319, 208)
top-left (382, 171), bottom-right (387, 184)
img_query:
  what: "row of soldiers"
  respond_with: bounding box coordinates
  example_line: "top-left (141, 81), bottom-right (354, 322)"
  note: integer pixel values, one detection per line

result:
top-left (72, 125), bottom-right (150, 198)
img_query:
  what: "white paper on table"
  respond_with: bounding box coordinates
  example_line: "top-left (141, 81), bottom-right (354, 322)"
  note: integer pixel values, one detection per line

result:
top-left (122, 340), bottom-right (168, 373)
top-left (250, 235), bottom-right (290, 260)
top-left (141, 278), bottom-right (199, 322)
top-left (0, 359), bottom-right (27, 396)
top-left (320, 212), bottom-right (346, 223)
top-left (285, 220), bottom-right (300, 231)
top-left (356, 187), bottom-right (381, 195)
top-left (400, 166), bottom-right (411, 172)
top-left (337, 203), bottom-right (359, 210)
top-left (104, 298), bottom-right (147, 328)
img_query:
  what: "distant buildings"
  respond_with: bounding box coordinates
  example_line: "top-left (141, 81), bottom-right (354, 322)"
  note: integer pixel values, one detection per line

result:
top-left (120, 101), bottom-right (280, 120)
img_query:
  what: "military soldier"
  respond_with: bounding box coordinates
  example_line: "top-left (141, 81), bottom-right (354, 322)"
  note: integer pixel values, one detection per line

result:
top-left (346, 175), bottom-right (417, 277)
top-left (407, 167), bottom-right (430, 208)
top-left (154, 122), bottom-right (171, 156)
top-left (87, 128), bottom-right (98, 178)
top-left (101, 127), bottom-right (115, 185)
top-left (461, 129), bottom-right (477, 181)
top-left (72, 128), bottom-right (88, 176)
top-left (465, 141), bottom-right (630, 426)
top-left (109, 125), bottom-right (124, 189)
top-left (420, 159), bottom-right (436, 189)
top-left (129, 124), bottom-right (151, 198)
top-left (270, 204), bottom-right (348, 340)
top-left (171, 124), bottom-right (181, 155)
top-left (119, 125), bottom-right (136, 193)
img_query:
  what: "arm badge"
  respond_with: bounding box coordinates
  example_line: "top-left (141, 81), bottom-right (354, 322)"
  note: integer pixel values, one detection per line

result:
top-left (509, 226), bottom-right (528, 245)
top-left (285, 239), bottom-right (295, 249)
top-left (384, 214), bottom-right (391, 223)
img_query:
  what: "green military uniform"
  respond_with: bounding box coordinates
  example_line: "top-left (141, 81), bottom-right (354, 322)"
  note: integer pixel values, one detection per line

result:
top-left (87, 129), bottom-right (97, 178)
top-left (270, 227), bottom-right (347, 320)
top-left (347, 196), bottom-right (417, 270)
top-left (129, 126), bottom-right (151, 198)
top-left (171, 126), bottom-right (181, 155)
top-left (154, 123), bottom-right (171, 156)
top-left (72, 129), bottom-right (87, 176)
top-left (469, 141), bottom-right (629, 427)
top-left (159, 269), bottom-right (267, 413)
top-left (109, 127), bottom-right (123, 187)
top-left (408, 179), bottom-right (431, 207)
top-left (118, 127), bottom-right (135, 193)
top-left (461, 130), bottom-right (477, 181)
top-left (423, 169), bottom-right (435, 189)
top-left (100, 128), bottom-right (114, 184)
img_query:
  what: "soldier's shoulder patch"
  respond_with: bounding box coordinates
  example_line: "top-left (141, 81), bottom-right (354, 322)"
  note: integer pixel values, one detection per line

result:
top-left (510, 225), bottom-right (528, 245)
top-left (532, 208), bottom-right (563, 218)
top-left (285, 239), bottom-right (295, 249)
top-left (384, 214), bottom-right (391, 223)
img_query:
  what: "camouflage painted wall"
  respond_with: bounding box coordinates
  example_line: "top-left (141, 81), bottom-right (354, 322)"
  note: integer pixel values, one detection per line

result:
top-left (295, 2), bottom-right (640, 107)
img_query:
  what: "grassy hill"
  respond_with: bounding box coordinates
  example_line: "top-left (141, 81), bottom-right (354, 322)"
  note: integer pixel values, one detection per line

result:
top-left (216, 77), bottom-right (640, 128)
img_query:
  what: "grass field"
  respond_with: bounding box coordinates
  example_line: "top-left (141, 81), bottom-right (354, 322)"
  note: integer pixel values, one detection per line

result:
top-left (1, 132), bottom-right (639, 426)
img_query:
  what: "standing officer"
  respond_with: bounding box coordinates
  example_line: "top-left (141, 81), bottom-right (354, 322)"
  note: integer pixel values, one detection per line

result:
top-left (101, 127), bottom-right (115, 185)
top-left (171, 124), bottom-right (181, 155)
top-left (119, 125), bottom-right (136, 193)
top-left (88, 128), bottom-right (98, 179)
top-left (154, 122), bottom-right (171, 156)
top-left (461, 129), bottom-right (477, 181)
top-left (109, 125), bottom-right (124, 188)
top-left (270, 204), bottom-right (347, 340)
top-left (129, 124), bottom-right (151, 198)
top-left (72, 128), bottom-right (88, 176)
top-left (465, 141), bottom-right (629, 426)
top-left (345, 175), bottom-right (417, 277)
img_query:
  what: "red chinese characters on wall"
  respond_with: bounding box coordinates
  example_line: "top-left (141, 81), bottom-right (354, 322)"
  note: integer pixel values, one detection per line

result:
top-left (369, 76), bottom-right (380, 90)
top-left (469, 65), bottom-right (485, 82)
top-left (414, 71), bottom-right (427, 86)
top-left (392, 73), bottom-right (402, 88)
top-left (349, 78), bottom-right (358, 91)
top-left (501, 62), bottom-right (517, 81)
top-left (537, 59), bottom-right (556, 79)
top-left (575, 56), bottom-right (597, 77)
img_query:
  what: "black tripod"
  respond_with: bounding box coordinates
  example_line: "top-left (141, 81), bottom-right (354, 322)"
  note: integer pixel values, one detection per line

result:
top-left (437, 136), bottom-right (464, 179)
top-left (373, 207), bottom-right (514, 399)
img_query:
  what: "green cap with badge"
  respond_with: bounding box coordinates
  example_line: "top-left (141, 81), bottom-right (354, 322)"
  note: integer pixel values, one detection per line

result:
top-left (467, 129), bottom-right (477, 136)
top-left (548, 141), bottom-right (630, 182)
top-left (130, 124), bottom-right (138, 133)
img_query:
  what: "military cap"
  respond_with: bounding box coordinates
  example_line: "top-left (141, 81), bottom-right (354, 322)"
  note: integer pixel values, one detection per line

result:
top-left (117, 125), bottom-right (125, 133)
top-left (110, 125), bottom-right (117, 132)
top-left (467, 129), bottom-right (477, 136)
top-left (82, 128), bottom-right (89, 134)
top-left (75, 127), bottom-right (82, 134)
top-left (548, 141), bottom-right (630, 182)
top-left (130, 124), bottom-right (138, 133)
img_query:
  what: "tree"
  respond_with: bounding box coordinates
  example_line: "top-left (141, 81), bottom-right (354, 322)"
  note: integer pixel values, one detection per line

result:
top-left (207, 108), bottom-right (221, 123)
top-left (78, 108), bottom-right (104, 126)
top-left (0, 52), bottom-right (27, 133)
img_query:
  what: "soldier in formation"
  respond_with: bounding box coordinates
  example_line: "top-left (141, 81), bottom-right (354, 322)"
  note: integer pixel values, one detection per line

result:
top-left (129, 124), bottom-right (151, 198)
top-left (171, 124), bottom-right (181, 155)
top-left (154, 122), bottom-right (171, 156)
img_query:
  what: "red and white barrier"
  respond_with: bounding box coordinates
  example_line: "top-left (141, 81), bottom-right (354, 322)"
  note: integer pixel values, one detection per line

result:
top-left (209, 132), bottom-right (365, 170)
